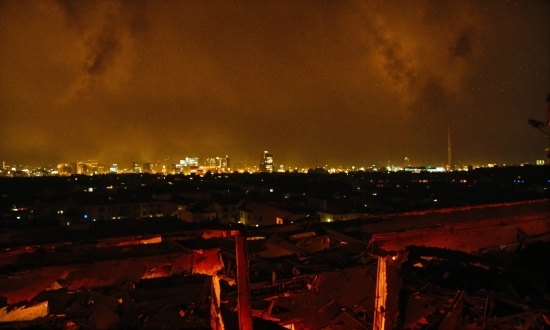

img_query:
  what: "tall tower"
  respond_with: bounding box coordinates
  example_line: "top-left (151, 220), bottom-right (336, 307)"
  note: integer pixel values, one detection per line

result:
top-left (259, 151), bottom-right (273, 173)
top-left (546, 94), bottom-right (550, 163)
top-left (447, 129), bottom-right (452, 170)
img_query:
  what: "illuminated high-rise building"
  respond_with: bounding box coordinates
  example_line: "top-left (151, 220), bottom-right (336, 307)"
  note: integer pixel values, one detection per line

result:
top-left (206, 158), bottom-right (216, 168)
top-left (57, 163), bottom-right (78, 175)
top-left (260, 151), bottom-right (273, 173)
top-left (205, 155), bottom-right (230, 173)
top-left (216, 155), bottom-right (230, 171)
top-left (143, 163), bottom-right (152, 173)
top-left (180, 157), bottom-right (199, 166)
top-left (178, 157), bottom-right (199, 174)
top-left (77, 160), bottom-right (98, 175)
top-left (132, 161), bottom-right (142, 173)
top-left (447, 128), bottom-right (452, 170)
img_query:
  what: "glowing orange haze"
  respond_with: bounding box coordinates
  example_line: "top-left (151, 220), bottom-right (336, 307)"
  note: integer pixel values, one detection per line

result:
top-left (0, 0), bottom-right (548, 168)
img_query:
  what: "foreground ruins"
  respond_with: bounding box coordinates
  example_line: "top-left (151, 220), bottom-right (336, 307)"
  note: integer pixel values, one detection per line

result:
top-left (0, 199), bottom-right (549, 329)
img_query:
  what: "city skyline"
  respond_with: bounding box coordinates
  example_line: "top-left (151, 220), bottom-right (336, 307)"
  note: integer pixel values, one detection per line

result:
top-left (1, 1), bottom-right (549, 167)
top-left (2, 150), bottom-right (547, 177)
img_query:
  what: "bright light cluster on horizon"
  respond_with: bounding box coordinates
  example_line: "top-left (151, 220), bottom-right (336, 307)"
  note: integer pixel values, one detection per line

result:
top-left (0, 157), bottom-right (548, 178)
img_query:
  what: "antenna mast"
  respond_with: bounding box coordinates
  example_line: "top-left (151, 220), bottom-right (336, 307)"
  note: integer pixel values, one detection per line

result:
top-left (447, 128), bottom-right (451, 170)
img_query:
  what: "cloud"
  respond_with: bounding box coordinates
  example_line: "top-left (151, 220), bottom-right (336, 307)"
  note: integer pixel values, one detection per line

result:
top-left (0, 0), bottom-right (548, 167)
top-left (346, 1), bottom-right (484, 120)
top-left (53, 0), bottom-right (140, 98)
top-left (449, 28), bottom-right (474, 58)
top-left (86, 25), bottom-right (122, 76)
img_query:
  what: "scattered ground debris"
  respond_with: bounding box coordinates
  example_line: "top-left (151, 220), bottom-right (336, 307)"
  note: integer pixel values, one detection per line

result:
top-left (0, 200), bottom-right (548, 329)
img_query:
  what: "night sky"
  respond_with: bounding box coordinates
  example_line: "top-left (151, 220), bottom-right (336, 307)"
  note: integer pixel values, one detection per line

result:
top-left (1, 1), bottom-right (549, 169)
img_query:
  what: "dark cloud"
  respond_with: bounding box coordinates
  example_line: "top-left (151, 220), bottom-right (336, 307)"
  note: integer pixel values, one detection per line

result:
top-left (450, 28), bottom-right (474, 58)
top-left (416, 79), bottom-right (450, 112)
top-left (86, 25), bottom-right (122, 76)
top-left (55, 0), bottom-right (89, 29)
top-left (379, 40), bottom-right (416, 86)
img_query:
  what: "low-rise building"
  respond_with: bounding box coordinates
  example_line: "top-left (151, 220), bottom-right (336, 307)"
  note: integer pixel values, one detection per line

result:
top-left (318, 209), bottom-right (362, 222)
top-left (213, 197), bottom-right (243, 224)
top-left (79, 198), bottom-right (176, 221)
top-left (176, 201), bottom-right (217, 223)
top-left (239, 202), bottom-right (306, 226)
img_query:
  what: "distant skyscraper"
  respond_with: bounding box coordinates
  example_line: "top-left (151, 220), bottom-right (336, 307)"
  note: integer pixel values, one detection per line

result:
top-left (204, 155), bottom-right (230, 172)
top-left (143, 163), bottom-right (152, 173)
top-left (260, 151), bottom-right (273, 173)
top-left (447, 129), bottom-right (452, 170)
top-left (186, 157), bottom-right (199, 166)
top-left (57, 163), bottom-right (78, 175)
top-left (77, 160), bottom-right (98, 175)
top-left (178, 157), bottom-right (199, 174)
top-left (223, 155), bottom-right (230, 171)
top-left (132, 161), bottom-right (142, 173)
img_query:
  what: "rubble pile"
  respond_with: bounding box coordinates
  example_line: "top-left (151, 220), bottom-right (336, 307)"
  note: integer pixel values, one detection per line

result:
top-left (0, 199), bottom-right (547, 329)
top-left (400, 241), bottom-right (550, 329)
top-left (0, 222), bottom-right (376, 329)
